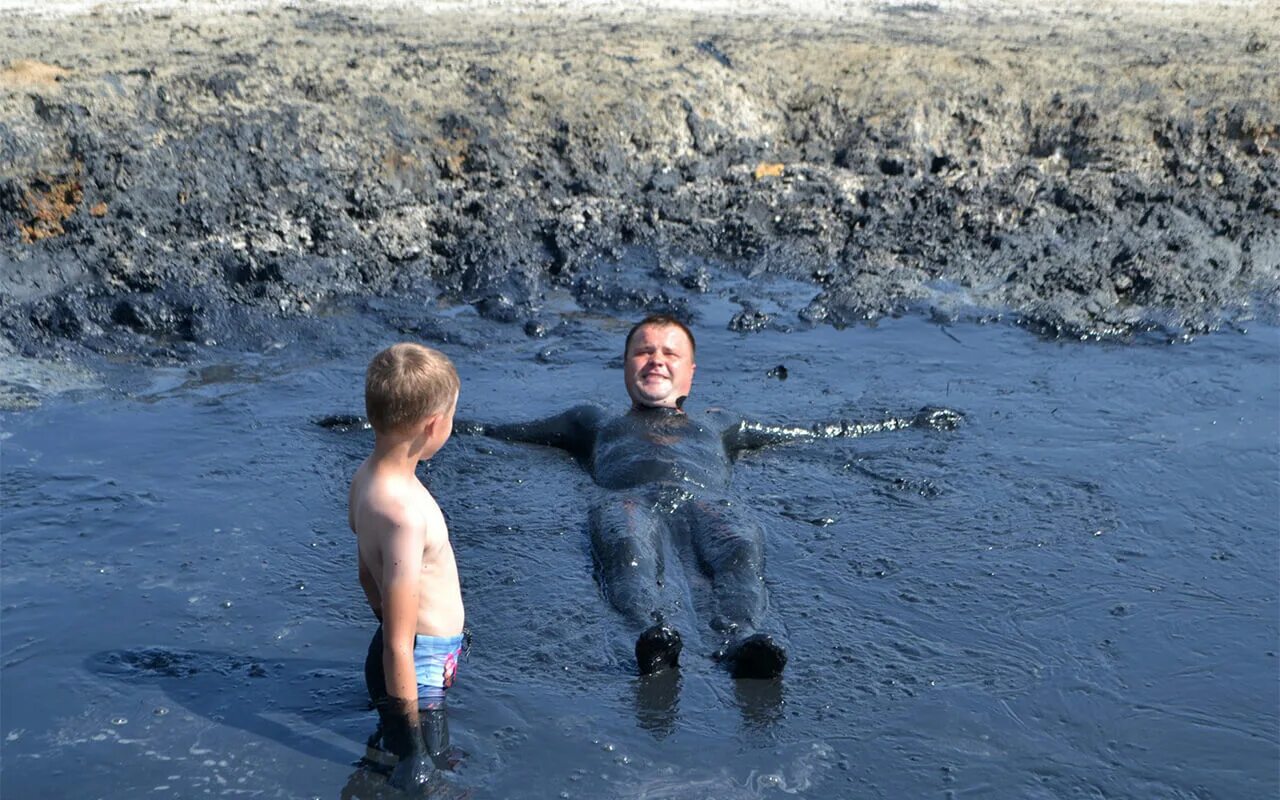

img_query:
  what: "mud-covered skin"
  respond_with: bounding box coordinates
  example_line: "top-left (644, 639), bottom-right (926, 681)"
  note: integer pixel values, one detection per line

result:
top-left (481, 403), bottom-right (961, 489)
top-left (593, 406), bottom-right (732, 492)
top-left (1, 1), bottom-right (1277, 363)
top-left (475, 401), bottom-right (959, 674)
top-left (364, 627), bottom-right (458, 792)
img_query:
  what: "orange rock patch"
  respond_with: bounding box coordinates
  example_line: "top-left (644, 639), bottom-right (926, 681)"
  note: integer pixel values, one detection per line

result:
top-left (753, 162), bottom-right (784, 180)
top-left (0, 60), bottom-right (71, 89)
top-left (18, 173), bottom-right (84, 243)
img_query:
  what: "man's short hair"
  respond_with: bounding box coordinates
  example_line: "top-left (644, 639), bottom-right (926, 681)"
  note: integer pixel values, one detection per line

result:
top-left (624, 314), bottom-right (696, 357)
top-left (365, 343), bottom-right (459, 434)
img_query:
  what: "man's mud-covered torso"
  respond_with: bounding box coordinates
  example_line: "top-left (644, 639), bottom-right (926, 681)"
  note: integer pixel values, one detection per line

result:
top-left (591, 407), bottom-right (733, 492)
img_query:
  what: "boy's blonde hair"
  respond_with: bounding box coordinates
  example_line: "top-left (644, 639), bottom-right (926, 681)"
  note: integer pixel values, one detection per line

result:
top-left (365, 343), bottom-right (459, 434)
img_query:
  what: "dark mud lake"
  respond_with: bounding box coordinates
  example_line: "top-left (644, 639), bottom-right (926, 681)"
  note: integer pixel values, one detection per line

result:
top-left (2, 293), bottom-right (1278, 798)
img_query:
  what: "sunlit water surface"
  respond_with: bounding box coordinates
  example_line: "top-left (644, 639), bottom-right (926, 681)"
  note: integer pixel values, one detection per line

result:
top-left (3, 300), bottom-right (1277, 799)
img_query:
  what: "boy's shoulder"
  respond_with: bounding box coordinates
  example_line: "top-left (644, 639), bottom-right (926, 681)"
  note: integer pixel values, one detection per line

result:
top-left (352, 469), bottom-right (438, 534)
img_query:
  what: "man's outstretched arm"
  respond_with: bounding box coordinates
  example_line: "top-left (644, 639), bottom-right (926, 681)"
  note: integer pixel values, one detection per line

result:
top-left (455, 404), bottom-right (607, 460)
top-left (722, 406), bottom-right (963, 455)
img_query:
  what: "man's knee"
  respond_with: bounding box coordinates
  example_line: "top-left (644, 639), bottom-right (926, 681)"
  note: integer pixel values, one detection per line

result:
top-left (594, 533), bottom-right (656, 571)
top-left (708, 531), bottom-right (763, 571)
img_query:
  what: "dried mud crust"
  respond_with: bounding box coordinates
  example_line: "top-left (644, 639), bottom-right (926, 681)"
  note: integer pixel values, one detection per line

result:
top-left (0, 0), bottom-right (1277, 358)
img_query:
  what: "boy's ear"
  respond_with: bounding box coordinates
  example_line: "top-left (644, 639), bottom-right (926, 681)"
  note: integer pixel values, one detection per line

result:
top-left (421, 410), bottom-right (446, 437)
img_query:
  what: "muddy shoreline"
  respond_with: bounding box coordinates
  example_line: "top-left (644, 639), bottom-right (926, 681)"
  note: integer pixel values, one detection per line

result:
top-left (2, 0), bottom-right (1277, 363)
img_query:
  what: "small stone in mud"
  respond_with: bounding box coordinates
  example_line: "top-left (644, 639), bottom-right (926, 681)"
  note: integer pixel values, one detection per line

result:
top-left (729, 308), bottom-right (771, 332)
top-left (536, 346), bottom-right (570, 364)
top-left (477, 293), bottom-right (519, 323)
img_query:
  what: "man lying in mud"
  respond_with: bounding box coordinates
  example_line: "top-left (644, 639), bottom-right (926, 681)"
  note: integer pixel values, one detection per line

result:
top-left (462, 314), bottom-right (960, 679)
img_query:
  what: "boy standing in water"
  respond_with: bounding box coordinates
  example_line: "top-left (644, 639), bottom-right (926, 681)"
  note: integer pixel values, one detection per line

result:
top-left (349, 343), bottom-right (464, 792)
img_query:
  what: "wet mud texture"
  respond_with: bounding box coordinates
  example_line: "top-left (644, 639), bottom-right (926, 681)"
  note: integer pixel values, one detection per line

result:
top-left (2, 0), bottom-right (1278, 359)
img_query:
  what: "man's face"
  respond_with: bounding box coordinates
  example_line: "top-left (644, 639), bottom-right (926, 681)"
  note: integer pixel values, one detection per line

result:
top-left (624, 324), bottom-right (696, 409)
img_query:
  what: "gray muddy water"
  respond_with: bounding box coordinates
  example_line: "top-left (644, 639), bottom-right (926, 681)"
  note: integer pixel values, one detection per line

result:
top-left (2, 295), bottom-right (1277, 798)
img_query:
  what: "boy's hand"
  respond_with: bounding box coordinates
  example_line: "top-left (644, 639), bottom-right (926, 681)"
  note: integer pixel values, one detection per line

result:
top-left (388, 753), bottom-right (435, 793)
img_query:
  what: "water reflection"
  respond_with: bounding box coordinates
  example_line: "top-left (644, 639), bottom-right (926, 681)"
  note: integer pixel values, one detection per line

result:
top-left (632, 669), bottom-right (681, 739)
top-left (734, 677), bottom-right (785, 733)
top-left (339, 757), bottom-right (473, 800)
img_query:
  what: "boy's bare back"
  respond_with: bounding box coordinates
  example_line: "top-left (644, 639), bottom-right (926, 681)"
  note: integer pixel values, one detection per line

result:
top-left (350, 463), bottom-right (464, 638)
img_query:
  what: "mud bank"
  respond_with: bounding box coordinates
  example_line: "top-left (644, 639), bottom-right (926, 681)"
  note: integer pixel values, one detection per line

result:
top-left (2, 0), bottom-right (1277, 359)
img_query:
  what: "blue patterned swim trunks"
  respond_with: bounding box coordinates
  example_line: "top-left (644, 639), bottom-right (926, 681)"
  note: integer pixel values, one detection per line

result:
top-left (414, 633), bottom-right (464, 708)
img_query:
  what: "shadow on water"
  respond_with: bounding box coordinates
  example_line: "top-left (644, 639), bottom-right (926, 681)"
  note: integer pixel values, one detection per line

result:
top-left (87, 647), bottom-right (366, 766)
top-left (87, 647), bottom-right (479, 798)
top-left (86, 650), bottom-right (481, 798)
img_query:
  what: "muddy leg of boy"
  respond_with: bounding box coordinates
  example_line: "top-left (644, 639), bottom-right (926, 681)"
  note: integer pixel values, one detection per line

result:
top-left (365, 627), bottom-right (456, 763)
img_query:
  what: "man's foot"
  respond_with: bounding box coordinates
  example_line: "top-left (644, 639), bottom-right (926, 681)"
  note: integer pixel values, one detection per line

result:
top-left (635, 624), bottom-right (682, 675)
top-left (724, 633), bottom-right (787, 679)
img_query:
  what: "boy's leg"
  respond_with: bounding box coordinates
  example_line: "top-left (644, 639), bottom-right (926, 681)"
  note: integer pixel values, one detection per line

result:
top-left (366, 628), bottom-right (444, 765)
top-left (589, 496), bottom-right (682, 674)
top-left (364, 626), bottom-right (390, 751)
top-left (366, 628), bottom-right (420, 761)
top-left (414, 635), bottom-right (464, 764)
top-left (364, 626), bottom-right (388, 705)
top-left (420, 706), bottom-right (450, 763)
top-left (688, 499), bottom-right (787, 679)
top-left (380, 633), bottom-right (464, 792)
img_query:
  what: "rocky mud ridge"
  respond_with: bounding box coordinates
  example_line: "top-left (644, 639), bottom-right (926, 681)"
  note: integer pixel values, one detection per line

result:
top-left (2, 0), bottom-right (1277, 360)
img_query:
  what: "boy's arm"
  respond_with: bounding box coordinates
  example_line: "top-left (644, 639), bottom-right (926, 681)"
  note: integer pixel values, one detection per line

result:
top-left (378, 516), bottom-right (440, 791)
top-left (456, 404), bottom-right (606, 460)
top-left (721, 406), bottom-right (963, 455)
top-left (379, 519), bottom-right (427, 716)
